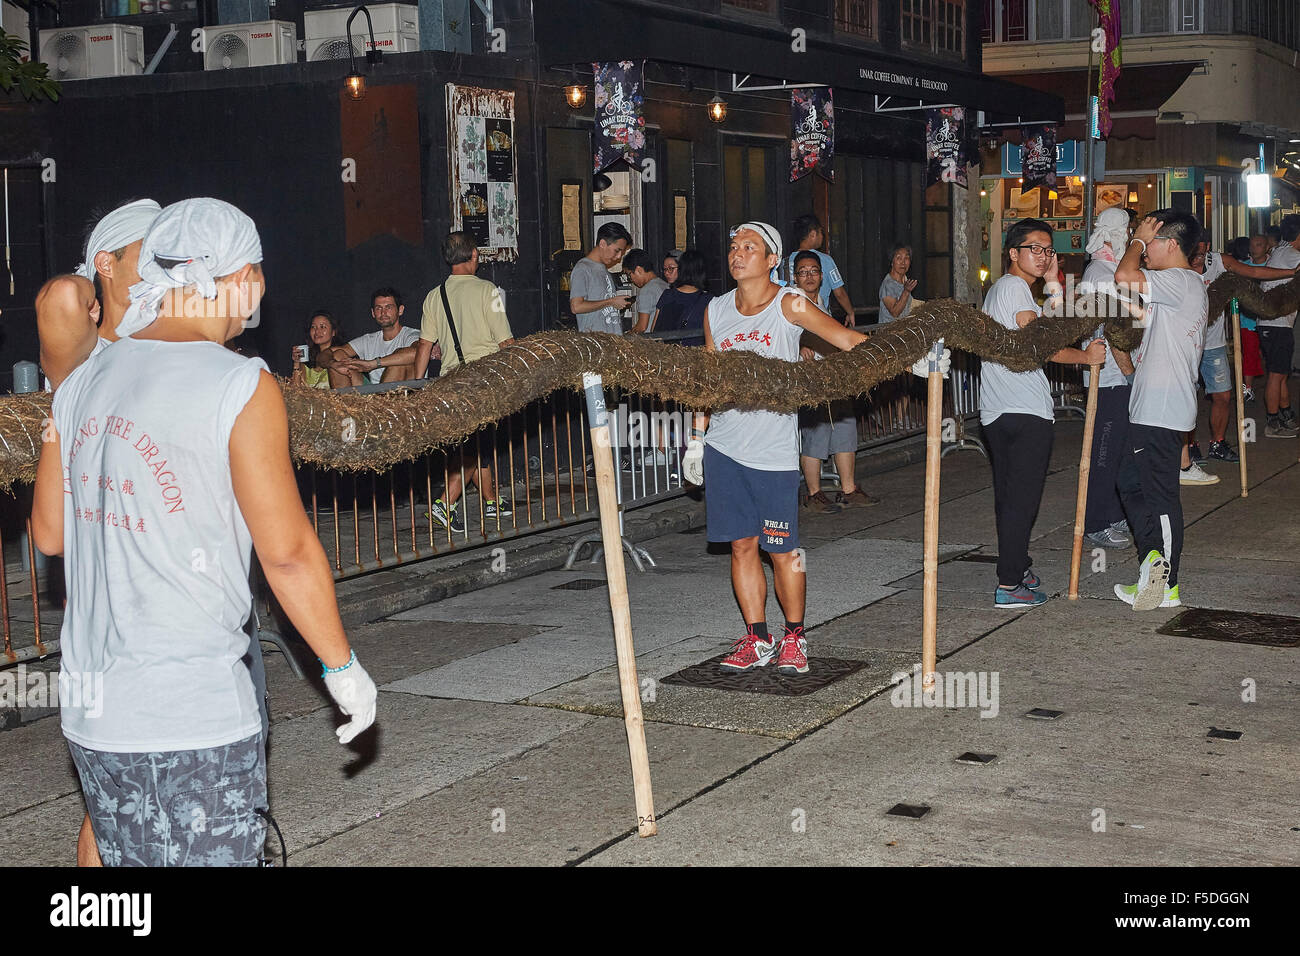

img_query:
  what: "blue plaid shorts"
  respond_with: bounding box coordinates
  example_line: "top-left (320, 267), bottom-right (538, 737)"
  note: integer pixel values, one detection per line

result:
top-left (68, 732), bottom-right (267, 867)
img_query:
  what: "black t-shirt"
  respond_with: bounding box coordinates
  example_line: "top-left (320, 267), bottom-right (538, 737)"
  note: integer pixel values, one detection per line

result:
top-left (653, 287), bottom-right (712, 332)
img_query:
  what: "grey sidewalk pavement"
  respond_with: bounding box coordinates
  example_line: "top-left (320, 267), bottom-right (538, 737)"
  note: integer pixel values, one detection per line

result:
top-left (3, 400), bottom-right (1297, 866)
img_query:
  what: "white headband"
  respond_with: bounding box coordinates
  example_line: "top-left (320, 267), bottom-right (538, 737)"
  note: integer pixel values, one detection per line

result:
top-left (731, 221), bottom-right (783, 259)
top-left (74, 199), bottom-right (161, 279)
top-left (117, 197), bottom-right (263, 338)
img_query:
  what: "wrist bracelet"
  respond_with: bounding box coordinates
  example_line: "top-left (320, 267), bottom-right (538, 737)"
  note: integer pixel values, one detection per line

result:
top-left (1129, 238), bottom-right (1147, 254)
top-left (690, 428), bottom-right (705, 440)
top-left (321, 649), bottom-right (356, 676)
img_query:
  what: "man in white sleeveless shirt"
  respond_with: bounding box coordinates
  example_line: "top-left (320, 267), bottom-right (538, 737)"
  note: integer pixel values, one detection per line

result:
top-left (33, 198), bottom-right (377, 866)
top-left (681, 223), bottom-right (867, 675)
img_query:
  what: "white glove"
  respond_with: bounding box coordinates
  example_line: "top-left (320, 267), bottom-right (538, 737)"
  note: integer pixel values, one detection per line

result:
top-left (911, 346), bottom-right (951, 379)
top-left (682, 438), bottom-right (705, 485)
top-left (323, 653), bottom-right (377, 745)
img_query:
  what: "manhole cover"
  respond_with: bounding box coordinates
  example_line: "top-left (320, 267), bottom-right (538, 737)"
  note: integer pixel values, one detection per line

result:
top-left (551, 578), bottom-right (607, 590)
top-left (953, 553), bottom-right (999, 564)
top-left (1157, 608), bottom-right (1300, 647)
top-left (660, 655), bottom-right (868, 696)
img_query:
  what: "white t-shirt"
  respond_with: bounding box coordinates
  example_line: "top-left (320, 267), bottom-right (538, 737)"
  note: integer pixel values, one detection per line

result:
top-left (44, 337), bottom-right (109, 393)
top-left (349, 326), bottom-right (421, 383)
top-left (1079, 257), bottom-right (1129, 389)
top-left (978, 274), bottom-right (1053, 426)
top-left (1259, 243), bottom-right (1300, 329)
top-left (1129, 267), bottom-right (1207, 432)
top-left (704, 287), bottom-right (806, 471)
top-left (52, 338), bottom-right (266, 752)
top-left (1200, 252), bottom-right (1228, 350)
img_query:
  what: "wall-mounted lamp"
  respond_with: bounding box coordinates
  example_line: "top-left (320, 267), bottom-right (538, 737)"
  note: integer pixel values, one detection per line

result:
top-left (343, 5), bottom-right (382, 101)
top-left (707, 94), bottom-right (728, 124)
top-left (564, 82), bottom-right (588, 109)
top-left (1127, 190), bottom-right (1139, 203)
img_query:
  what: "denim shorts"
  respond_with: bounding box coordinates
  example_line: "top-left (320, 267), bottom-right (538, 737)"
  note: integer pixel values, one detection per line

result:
top-left (799, 401), bottom-right (859, 459)
top-left (69, 732), bottom-right (267, 867)
top-left (1198, 346), bottom-right (1231, 394)
top-left (703, 445), bottom-right (800, 552)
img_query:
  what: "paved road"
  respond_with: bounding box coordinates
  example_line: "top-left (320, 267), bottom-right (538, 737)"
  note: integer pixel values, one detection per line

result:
top-left (3, 404), bottom-right (1297, 866)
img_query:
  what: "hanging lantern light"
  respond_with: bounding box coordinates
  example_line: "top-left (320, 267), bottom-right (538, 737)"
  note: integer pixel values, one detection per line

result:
top-left (345, 70), bottom-right (366, 100)
top-left (707, 94), bottom-right (728, 124)
top-left (564, 82), bottom-right (588, 109)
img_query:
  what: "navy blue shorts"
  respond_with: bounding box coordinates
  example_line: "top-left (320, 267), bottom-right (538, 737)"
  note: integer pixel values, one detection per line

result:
top-left (704, 445), bottom-right (800, 552)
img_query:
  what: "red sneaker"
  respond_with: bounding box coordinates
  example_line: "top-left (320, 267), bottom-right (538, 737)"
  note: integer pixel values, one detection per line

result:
top-left (719, 632), bottom-right (776, 671)
top-left (775, 629), bottom-right (809, 674)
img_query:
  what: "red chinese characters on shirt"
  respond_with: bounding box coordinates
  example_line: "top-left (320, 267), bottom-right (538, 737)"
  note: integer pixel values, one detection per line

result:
top-left (718, 329), bottom-right (774, 351)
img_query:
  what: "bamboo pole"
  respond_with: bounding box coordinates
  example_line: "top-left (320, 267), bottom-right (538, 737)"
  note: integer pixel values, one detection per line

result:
top-left (581, 372), bottom-right (657, 837)
top-left (1231, 299), bottom-right (1248, 497)
top-left (921, 343), bottom-right (943, 691)
top-left (1068, 364), bottom-right (1102, 600)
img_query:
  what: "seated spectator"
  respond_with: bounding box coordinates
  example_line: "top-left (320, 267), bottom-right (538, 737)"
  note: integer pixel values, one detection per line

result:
top-left (321, 287), bottom-right (421, 385)
top-left (647, 248), bottom-right (711, 341)
top-left (879, 243), bottom-right (918, 322)
top-left (626, 249), bottom-right (671, 333)
top-left (291, 309), bottom-right (345, 389)
top-left (662, 249), bottom-right (682, 286)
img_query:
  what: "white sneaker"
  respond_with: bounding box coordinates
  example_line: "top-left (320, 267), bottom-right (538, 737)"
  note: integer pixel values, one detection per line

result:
top-left (1179, 462), bottom-right (1220, 485)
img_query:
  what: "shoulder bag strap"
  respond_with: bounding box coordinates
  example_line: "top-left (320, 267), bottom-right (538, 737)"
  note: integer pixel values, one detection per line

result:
top-left (439, 282), bottom-right (467, 365)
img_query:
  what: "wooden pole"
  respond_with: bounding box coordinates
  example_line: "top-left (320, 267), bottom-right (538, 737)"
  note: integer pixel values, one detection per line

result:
top-left (1068, 364), bottom-right (1102, 600)
top-left (921, 343), bottom-right (943, 691)
top-left (1230, 298), bottom-right (1248, 498)
top-left (581, 373), bottom-right (657, 837)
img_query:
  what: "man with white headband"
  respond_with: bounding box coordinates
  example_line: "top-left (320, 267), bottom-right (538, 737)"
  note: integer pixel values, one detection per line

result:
top-left (683, 222), bottom-right (870, 675)
top-left (36, 198), bottom-right (161, 390)
top-left (32, 198), bottom-right (377, 867)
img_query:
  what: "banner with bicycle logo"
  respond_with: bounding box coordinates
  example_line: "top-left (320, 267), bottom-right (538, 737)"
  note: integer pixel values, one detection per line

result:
top-left (790, 88), bottom-right (834, 182)
top-left (925, 106), bottom-right (967, 189)
top-left (1020, 124), bottom-right (1058, 192)
top-left (593, 61), bottom-right (646, 174)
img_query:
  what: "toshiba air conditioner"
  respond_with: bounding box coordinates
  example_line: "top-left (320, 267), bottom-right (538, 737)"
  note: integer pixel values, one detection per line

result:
top-left (304, 3), bottom-right (419, 61)
top-left (202, 20), bottom-right (297, 70)
top-left (39, 25), bottom-right (144, 81)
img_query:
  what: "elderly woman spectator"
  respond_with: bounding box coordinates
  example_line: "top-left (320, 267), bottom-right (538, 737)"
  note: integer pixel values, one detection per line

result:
top-left (878, 243), bottom-right (918, 323)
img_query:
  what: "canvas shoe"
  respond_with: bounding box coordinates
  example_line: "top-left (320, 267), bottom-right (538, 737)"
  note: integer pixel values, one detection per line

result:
top-left (1265, 420), bottom-right (1297, 439)
top-left (994, 584), bottom-right (1046, 610)
top-left (1022, 568), bottom-right (1042, 590)
top-left (719, 632), bottom-right (777, 671)
top-left (1085, 526), bottom-right (1130, 549)
top-left (804, 491), bottom-right (842, 514)
top-left (775, 628), bottom-right (810, 675)
top-left (1115, 549), bottom-right (1170, 611)
top-left (1179, 462), bottom-right (1220, 485)
top-left (1207, 440), bottom-right (1239, 462)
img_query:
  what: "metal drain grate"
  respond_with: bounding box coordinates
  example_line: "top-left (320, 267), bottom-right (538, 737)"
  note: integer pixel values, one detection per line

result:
top-left (550, 578), bottom-right (607, 590)
top-left (660, 655), bottom-right (868, 696)
top-left (1157, 608), bottom-right (1300, 648)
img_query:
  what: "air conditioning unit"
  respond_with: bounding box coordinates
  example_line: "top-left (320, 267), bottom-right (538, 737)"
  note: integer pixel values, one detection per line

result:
top-left (39, 25), bottom-right (144, 81)
top-left (202, 20), bottom-right (297, 70)
top-left (304, 3), bottom-right (419, 61)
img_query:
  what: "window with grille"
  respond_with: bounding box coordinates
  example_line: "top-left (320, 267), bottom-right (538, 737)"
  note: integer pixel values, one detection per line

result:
top-left (904, 0), bottom-right (966, 54)
top-left (835, 0), bottom-right (876, 38)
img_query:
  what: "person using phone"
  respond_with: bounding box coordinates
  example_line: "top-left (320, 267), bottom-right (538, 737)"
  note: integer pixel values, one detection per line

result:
top-left (570, 222), bottom-right (634, 334)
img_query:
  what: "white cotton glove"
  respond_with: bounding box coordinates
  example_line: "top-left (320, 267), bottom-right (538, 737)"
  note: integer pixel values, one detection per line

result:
top-left (323, 653), bottom-right (377, 745)
top-left (682, 438), bottom-right (705, 485)
top-left (911, 346), bottom-right (951, 379)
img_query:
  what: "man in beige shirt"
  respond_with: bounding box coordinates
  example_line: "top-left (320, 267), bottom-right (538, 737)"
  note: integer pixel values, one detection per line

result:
top-left (416, 231), bottom-right (516, 532)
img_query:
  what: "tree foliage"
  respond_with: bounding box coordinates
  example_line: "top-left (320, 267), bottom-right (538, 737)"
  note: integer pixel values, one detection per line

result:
top-left (0, 28), bottom-right (60, 101)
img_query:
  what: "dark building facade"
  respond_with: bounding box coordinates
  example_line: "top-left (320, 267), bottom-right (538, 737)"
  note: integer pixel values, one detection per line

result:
top-left (0, 0), bottom-right (1058, 384)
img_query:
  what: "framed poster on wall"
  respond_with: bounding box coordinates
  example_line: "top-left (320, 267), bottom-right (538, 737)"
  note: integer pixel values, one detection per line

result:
top-left (447, 84), bottom-right (519, 263)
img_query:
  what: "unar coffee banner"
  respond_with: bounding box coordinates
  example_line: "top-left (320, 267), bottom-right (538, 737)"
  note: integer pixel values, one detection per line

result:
top-left (593, 61), bottom-right (646, 174)
top-left (789, 88), bottom-right (834, 182)
top-left (1020, 124), bottom-right (1058, 192)
top-left (924, 106), bottom-right (967, 189)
